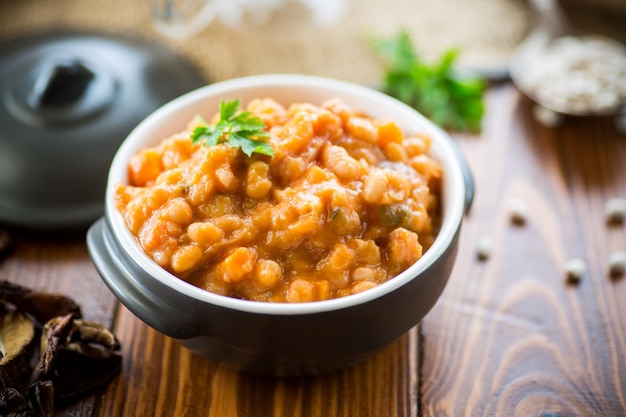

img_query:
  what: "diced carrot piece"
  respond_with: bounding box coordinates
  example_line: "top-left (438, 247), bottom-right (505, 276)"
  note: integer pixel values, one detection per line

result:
top-left (377, 121), bottom-right (403, 148)
top-left (128, 149), bottom-right (162, 186)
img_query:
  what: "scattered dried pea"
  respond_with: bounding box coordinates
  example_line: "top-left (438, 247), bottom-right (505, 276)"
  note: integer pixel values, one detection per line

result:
top-left (509, 198), bottom-right (529, 225)
top-left (476, 235), bottom-right (493, 261)
top-left (608, 251), bottom-right (626, 279)
top-left (605, 198), bottom-right (626, 225)
top-left (565, 258), bottom-right (586, 283)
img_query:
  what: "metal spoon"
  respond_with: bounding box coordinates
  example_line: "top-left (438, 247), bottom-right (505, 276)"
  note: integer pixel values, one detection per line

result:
top-left (509, 0), bottom-right (626, 128)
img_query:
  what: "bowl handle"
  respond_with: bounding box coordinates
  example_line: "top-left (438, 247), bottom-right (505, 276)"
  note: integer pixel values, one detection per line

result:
top-left (87, 218), bottom-right (200, 340)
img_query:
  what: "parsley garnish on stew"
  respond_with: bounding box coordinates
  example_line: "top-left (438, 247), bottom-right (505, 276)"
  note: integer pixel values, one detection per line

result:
top-left (371, 30), bottom-right (486, 133)
top-left (191, 99), bottom-right (274, 157)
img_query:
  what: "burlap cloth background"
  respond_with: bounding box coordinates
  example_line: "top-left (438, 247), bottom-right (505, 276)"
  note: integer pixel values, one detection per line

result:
top-left (0, 0), bottom-right (624, 87)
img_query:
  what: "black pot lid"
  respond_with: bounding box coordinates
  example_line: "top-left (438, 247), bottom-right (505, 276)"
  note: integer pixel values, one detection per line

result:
top-left (0, 30), bottom-right (206, 230)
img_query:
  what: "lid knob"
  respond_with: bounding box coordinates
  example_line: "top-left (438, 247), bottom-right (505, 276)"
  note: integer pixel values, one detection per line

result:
top-left (28, 58), bottom-right (95, 108)
top-left (8, 54), bottom-right (117, 126)
top-left (0, 31), bottom-right (206, 229)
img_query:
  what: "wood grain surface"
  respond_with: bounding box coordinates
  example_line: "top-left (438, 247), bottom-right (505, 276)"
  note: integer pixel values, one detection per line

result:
top-left (1, 84), bottom-right (624, 417)
top-left (420, 86), bottom-right (626, 417)
top-left (101, 307), bottom-right (418, 417)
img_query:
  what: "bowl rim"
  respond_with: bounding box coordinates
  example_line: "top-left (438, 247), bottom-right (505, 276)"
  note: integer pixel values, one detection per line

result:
top-left (104, 73), bottom-right (466, 315)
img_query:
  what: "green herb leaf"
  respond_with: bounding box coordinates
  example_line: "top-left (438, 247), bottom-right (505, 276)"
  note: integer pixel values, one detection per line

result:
top-left (191, 99), bottom-right (273, 157)
top-left (229, 132), bottom-right (274, 157)
top-left (370, 30), bottom-right (486, 133)
top-left (220, 99), bottom-right (240, 120)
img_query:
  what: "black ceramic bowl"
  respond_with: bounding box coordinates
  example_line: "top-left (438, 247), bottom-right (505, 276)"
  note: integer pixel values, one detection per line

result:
top-left (87, 74), bottom-right (473, 376)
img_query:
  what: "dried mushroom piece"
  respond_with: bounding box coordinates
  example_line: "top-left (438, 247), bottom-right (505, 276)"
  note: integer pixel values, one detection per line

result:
top-left (0, 281), bottom-right (81, 326)
top-left (0, 312), bottom-right (36, 395)
top-left (0, 382), bottom-right (54, 417)
top-left (49, 344), bottom-right (122, 402)
top-left (0, 387), bottom-right (29, 417)
top-left (31, 314), bottom-right (76, 383)
top-left (0, 281), bottom-right (122, 414)
top-left (72, 319), bottom-right (120, 351)
top-left (27, 381), bottom-right (54, 417)
top-left (32, 314), bottom-right (122, 401)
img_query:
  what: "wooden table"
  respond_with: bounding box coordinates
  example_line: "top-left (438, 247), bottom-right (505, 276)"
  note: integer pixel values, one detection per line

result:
top-left (2, 84), bottom-right (625, 416)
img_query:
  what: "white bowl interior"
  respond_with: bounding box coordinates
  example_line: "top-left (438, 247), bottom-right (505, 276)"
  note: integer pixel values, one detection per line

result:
top-left (105, 74), bottom-right (466, 315)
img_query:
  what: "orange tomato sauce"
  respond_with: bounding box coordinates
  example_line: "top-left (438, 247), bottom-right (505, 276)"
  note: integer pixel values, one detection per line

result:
top-left (115, 98), bottom-right (442, 302)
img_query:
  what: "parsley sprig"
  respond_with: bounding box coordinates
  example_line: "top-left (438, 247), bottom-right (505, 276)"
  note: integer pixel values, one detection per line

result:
top-left (191, 99), bottom-right (273, 157)
top-left (370, 30), bottom-right (486, 132)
